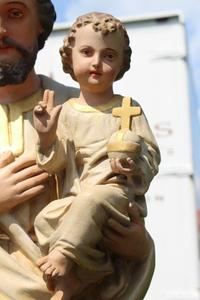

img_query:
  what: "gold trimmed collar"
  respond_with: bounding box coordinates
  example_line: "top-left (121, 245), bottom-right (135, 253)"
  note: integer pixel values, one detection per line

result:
top-left (67, 95), bottom-right (123, 113)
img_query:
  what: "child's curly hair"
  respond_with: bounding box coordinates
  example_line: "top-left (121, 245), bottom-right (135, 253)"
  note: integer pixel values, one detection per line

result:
top-left (60, 12), bottom-right (132, 81)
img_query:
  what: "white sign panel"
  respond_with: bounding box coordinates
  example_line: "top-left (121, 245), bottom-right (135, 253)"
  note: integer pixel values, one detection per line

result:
top-left (145, 174), bottom-right (199, 300)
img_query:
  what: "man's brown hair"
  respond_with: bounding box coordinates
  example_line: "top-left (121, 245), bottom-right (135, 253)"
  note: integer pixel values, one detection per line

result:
top-left (36, 0), bottom-right (56, 50)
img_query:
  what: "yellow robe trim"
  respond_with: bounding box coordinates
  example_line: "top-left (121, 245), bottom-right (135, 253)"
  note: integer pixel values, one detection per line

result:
top-left (68, 95), bottom-right (122, 113)
top-left (0, 89), bottom-right (43, 156)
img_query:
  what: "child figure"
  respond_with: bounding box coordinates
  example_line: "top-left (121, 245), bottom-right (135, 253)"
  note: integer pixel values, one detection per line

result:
top-left (33, 12), bottom-right (160, 300)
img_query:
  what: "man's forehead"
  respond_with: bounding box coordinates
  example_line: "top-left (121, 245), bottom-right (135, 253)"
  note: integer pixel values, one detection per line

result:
top-left (0, 0), bottom-right (36, 8)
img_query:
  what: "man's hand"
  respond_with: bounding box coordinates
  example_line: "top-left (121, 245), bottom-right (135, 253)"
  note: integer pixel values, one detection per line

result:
top-left (33, 89), bottom-right (62, 152)
top-left (0, 154), bottom-right (49, 213)
top-left (102, 203), bottom-right (151, 262)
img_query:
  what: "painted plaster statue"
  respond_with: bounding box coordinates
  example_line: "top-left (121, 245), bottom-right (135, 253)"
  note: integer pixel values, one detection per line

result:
top-left (33, 12), bottom-right (161, 300)
top-left (0, 1), bottom-right (157, 300)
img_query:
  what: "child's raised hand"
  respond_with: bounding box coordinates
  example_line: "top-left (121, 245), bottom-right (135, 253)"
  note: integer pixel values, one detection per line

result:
top-left (110, 157), bottom-right (140, 176)
top-left (33, 89), bottom-right (62, 151)
top-left (33, 90), bottom-right (62, 133)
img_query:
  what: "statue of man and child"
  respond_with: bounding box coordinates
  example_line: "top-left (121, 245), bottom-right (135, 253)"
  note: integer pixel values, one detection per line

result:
top-left (0, 1), bottom-right (160, 300)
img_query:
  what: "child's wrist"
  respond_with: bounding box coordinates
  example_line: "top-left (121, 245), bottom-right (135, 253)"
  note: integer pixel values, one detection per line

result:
top-left (38, 137), bottom-right (56, 154)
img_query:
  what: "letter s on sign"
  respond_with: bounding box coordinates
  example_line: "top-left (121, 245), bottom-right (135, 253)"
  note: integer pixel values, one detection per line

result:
top-left (154, 121), bottom-right (173, 138)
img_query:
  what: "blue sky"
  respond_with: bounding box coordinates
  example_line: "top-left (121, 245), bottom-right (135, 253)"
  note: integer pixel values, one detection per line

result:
top-left (51, 0), bottom-right (200, 109)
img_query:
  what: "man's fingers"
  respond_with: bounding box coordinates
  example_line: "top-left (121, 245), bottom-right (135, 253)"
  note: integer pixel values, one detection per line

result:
top-left (102, 233), bottom-right (125, 255)
top-left (12, 164), bottom-right (48, 182)
top-left (9, 155), bottom-right (36, 172)
top-left (19, 185), bottom-right (47, 202)
top-left (0, 151), bottom-right (14, 168)
top-left (17, 172), bottom-right (50, 192)
top-left (102, 235), bottom-right (115, 249)
top-left (128, 203), bottom-right (144, 226)
top-left (106, 218), bottom-right (129, 236)
top-left (6, 185), bottom-right (47, 209)
top-left (102, 227), bottom-right (121, 245)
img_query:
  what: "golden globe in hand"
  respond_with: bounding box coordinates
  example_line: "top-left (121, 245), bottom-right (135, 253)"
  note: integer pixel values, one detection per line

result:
top-left (107, 129), bottom-right (141, 160)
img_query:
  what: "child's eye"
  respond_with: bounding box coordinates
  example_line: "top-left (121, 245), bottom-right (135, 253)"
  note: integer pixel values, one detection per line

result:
top-left (106, 54), bottom-right (114, 59)
top-left (104, 52), bottom-right (117, 61)
top-left (80, 49), bottom-right (93, 56)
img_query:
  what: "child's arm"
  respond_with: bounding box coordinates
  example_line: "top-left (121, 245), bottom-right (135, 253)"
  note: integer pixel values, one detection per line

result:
top-left (110, 104), bottom-right (160, 194)
top-left (131, 107), bottom-right (160, 193)
top-left (33, 90), bottom-right (68, 174)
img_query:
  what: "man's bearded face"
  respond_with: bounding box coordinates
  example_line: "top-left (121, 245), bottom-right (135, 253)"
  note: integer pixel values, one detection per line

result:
top-left (0, 37), bottom-right (38, 86)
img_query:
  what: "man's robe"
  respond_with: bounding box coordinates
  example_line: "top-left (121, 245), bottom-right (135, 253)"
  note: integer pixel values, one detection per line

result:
top-left (0, 75), bottom-right (78, 300)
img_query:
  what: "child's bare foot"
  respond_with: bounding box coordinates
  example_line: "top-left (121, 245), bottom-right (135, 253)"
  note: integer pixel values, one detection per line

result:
top-left (37, 250), bottom-right (86, 299)
top-left (37, 249), bottom-right (73, 291)
top-left (37, 249), bottom-right (73, 277)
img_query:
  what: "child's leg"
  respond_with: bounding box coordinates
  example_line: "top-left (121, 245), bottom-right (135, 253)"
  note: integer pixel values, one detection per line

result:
top-left (35, 185), bottom-right (132, 299)
top-left (49, 185), bottom-right (131, 274)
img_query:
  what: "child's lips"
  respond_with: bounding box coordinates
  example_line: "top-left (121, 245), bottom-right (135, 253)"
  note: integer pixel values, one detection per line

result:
top-left (90, 71), bottom-right (102, 76)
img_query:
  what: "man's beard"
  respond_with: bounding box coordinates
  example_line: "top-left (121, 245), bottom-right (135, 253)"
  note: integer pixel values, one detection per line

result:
top-left (0, 37), bottom-right (38, 86)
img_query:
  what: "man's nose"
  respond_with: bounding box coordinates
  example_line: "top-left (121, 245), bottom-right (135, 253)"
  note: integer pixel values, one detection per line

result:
top-left (0, 19), bottom-right (7, 36)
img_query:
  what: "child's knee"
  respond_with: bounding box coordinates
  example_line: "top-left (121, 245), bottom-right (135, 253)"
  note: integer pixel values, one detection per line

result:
top-left (88, 185), bottom-right (129, 213)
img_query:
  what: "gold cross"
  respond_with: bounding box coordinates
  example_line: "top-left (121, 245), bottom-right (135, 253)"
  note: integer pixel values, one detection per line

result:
top-left (112, 97), bottom-right (141, 130)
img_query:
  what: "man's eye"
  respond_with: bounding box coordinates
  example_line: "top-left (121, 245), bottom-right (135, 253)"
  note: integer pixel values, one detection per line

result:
top-left (9, 9), bottom-right (23, 18)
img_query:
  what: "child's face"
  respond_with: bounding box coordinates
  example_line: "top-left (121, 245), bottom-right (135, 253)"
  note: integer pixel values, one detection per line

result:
top-left (71, 24), bottom-right (124, 94)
